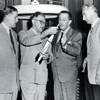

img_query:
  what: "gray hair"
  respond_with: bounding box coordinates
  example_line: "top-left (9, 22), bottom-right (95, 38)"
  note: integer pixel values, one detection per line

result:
top-left (82, 4), bottom-right (97, 13)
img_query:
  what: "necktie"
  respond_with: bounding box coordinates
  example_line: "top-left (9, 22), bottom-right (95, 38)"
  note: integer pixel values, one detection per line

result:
top-left (9, 29), bottom-right (16, 54)
top-left (60, 31), bottom-right (67, 46)
top-left (87, 27), bottom-right (93, 52)
top-left (59, 31), bottom-right (64, 43)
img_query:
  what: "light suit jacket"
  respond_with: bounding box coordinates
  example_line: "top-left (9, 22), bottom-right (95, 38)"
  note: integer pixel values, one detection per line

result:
top-left (51, 27), bottom-right (82, 82)
top-left (19, 28), bottom-right (48, 84)
top-left (0, 24), bottom-right (19, 93)
top-left (87, 18), bottom-right (100, 84)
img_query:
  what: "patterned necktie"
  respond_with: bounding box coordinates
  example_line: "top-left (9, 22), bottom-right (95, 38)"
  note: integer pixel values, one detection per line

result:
top-left (60, 31), bottom-right (64, 43)
top-left (60, 31), bottom-right (67, 46)
top-left (9, 29), bottom-right (16, 54)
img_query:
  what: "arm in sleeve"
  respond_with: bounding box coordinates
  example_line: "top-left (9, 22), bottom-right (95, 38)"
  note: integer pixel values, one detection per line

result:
top-left (18, 27), bottom-right (58, 46)
top-left (62, 32), bottom-right (82, 57)
top-left (18, 30), bottom-right (42, 46)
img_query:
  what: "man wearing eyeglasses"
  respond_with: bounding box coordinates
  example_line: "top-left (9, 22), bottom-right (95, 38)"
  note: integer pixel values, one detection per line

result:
top-left (18, 11), bottom-right (57, 100)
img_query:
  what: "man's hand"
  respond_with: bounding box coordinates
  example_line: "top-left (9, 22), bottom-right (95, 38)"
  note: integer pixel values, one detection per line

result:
top-left (42, 53), bottom-right (49, 60)
top-left (42, 53), bottom-right (51, 64)
top-left (42, 27), bottom-right (58, 37)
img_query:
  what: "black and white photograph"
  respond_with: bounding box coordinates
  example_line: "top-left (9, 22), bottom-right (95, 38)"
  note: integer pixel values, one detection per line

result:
top-left (0, 0), bottom-right (100, 100)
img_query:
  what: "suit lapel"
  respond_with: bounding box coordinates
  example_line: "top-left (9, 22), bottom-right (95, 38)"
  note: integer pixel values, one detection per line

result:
top-left (87, 28), bottom-right (92, 52)
top-left (87, 19), bottom-right (100, 52)
top-left (52, 28), bottom-right (73, 49)
top-left (52, 30), bottom-right (60, 45)
top-left (0, 24), bottom-right (17, 55)
top-left (0, 25), bottom-right (11, 46)
top-left (65, 28), bottom-right (73, 41)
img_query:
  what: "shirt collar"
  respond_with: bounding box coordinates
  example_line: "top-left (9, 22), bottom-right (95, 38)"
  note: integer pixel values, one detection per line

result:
top-left (92, 18), bottom-right (100, 28)
top-left (1, 22), bottom-right (10, 35)
top-left (63, 26), bottom-right (71, 34)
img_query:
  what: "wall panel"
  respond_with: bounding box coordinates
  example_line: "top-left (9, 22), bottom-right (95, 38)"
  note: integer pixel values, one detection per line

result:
top-left (0, 0), bottom-right (5, 9)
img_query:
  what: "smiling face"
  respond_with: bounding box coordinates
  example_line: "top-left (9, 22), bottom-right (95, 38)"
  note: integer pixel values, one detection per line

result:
top-left (32, 15), bottom-right (46, 33)
top-left (58, 13), bottom-right (72, 31)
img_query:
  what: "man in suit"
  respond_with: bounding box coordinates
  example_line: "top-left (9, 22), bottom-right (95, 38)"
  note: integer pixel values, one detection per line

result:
top-left (18, 11), bottom-right (57, 100)
top-left (0, 6), bottom-right (19, 100)
top-left (50, 10), bottom-right (82, 100)
top-left (82, 4), bottom-right (100, 100)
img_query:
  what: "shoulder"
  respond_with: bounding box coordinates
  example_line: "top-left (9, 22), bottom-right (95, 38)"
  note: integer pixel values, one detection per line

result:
top-left (94, 19), bottom-right (100, 29)
top-left (19, 28), bottom-right (34, 35)
top-left (72, 28), bottom-right (81, 34)
top-left (71, 28), bottom-right (82, 39)
top-left (72, 28), bottom-right (82, 35)
top-left (19, 29), bottom-right (29, 34)
top-left (12, 30), bottom-right (17, 39)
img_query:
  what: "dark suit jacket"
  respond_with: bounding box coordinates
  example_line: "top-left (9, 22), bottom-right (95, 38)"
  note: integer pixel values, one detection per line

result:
top-left (0, 24), bottom-right (19, 93)
top-left (51, 27), bottom-right (82, 82)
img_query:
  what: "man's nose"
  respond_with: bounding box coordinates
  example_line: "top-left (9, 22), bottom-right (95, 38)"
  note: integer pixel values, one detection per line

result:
top-left (83, 16), bottom-right (85, 21)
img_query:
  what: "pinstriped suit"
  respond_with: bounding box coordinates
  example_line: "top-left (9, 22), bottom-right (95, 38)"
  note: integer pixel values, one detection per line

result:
top-left (51, 27), bottom-right (82, 100)
top-left (0, 23), bottom-right (19, 100)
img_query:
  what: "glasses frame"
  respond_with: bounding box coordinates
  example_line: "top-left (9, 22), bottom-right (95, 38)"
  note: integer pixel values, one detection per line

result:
top-left (33, 19), bottom-right (46, 25)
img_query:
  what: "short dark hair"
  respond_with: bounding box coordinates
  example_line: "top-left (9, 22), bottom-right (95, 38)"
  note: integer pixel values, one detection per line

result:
top-left (82, 4), bottom-right (97, 13)
top-left (1, 6), bottom-right (18, 19)
top-left (30, 11), bottom-right (45, 20)
top-left (27, 11), bottom-right (45, 29)
top-left (58, 10), bottom-right (72, 20)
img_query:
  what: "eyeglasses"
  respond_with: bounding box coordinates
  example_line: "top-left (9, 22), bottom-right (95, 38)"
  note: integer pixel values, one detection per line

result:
top-left (33, 19), bottom-right (46, 25)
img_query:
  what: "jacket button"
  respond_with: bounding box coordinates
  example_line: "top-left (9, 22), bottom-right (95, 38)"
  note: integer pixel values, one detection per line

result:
top-left (56, 57), bottom-right (58, 59)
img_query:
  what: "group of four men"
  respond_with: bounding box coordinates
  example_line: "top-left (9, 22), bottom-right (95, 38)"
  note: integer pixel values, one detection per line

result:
top-left (0, 3), bottom-right (100, 100)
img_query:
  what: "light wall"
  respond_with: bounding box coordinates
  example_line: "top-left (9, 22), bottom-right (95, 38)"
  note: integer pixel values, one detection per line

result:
top-left (21, 0), bottom-right (31, 4)
top-left (84, 0), bottom-right (93, 4)
top-left (21, 0), bottom-right (31, 30)
top-left (0, 0), bottom-right (5, 9)
top-left (19, 0), bottom-right (94, 30)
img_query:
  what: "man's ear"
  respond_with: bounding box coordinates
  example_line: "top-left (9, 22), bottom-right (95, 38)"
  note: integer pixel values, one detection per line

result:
top-left (32, 19), bottom-right (35, 25)
top-left (68, 20), bottom-right (72, 25)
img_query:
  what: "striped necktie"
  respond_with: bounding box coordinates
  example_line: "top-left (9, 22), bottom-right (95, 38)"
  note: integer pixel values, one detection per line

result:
top-left (9, 29), bottom-right (16, 54)
top-left (60, 31), bottom-right (64, 43)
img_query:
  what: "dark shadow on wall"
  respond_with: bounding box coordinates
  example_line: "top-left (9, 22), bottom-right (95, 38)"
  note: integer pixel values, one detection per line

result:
top-left (76, 10), bottom-right (91, 100)
top-left (46, 63), bottom-right (54, 100)
top-left (0, 10), bottom-right (3, 23)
